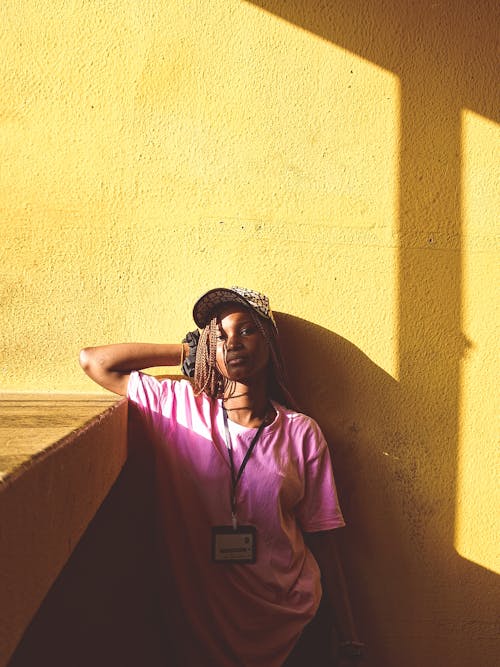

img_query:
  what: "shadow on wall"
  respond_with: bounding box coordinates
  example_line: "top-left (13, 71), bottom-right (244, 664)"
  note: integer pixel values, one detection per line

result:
top-left (245, 1), bottom-right (498, 665)
top-left (276, 312), bottom-right (499, 667)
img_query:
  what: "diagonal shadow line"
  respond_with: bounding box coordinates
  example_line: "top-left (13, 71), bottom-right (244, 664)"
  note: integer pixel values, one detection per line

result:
top-left (244, 2), bottom-right (499, 666)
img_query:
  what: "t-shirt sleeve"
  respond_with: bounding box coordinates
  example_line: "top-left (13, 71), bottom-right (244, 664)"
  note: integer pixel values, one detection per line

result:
top-left (127, 370), bottom-right (206, 439)
top-left (127, 370), bottom-right (176, 434)
top-left (295, 422), bottom-right (345, 533)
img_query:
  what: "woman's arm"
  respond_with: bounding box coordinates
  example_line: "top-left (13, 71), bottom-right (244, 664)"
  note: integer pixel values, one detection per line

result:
top-left (305, 529), bottom-right (365, 664)
top-left (79, 343), bottom-right (187, 396)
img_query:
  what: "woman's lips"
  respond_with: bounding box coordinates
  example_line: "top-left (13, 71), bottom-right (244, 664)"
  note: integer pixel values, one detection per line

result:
top-left (226, 356), bottom-right (247, 366)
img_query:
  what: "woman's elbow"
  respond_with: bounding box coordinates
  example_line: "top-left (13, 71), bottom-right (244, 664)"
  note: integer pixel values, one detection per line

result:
top-left (79, 347), bottom-right (100, 375)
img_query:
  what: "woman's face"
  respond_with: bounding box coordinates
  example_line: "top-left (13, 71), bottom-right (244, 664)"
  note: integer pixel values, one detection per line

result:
top-left (215, 305), bottom-right (270, 384)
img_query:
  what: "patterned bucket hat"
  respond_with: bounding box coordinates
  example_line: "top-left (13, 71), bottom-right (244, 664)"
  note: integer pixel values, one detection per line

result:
top-left (193, 286), bottom-right (277, 330)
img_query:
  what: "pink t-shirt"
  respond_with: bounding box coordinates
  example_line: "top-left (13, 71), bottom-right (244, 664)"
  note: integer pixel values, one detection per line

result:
top-left (128, 371), bottom-right (345, 667)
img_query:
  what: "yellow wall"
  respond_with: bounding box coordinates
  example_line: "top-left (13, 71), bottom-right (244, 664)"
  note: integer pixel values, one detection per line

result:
top-left (1, 1), bottom-right (498, 665)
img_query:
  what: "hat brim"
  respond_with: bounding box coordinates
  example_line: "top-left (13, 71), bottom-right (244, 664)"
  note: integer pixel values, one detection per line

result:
top-left (193, 288), bottom-right (258, 328)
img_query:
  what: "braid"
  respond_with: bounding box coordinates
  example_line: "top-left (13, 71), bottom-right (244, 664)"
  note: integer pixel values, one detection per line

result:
top-left (192, 310), bottom-right (297, 410)
top-left (250, 312), bottom-right (298, 410)
top-left (193, 317), bottom-right (222, 398)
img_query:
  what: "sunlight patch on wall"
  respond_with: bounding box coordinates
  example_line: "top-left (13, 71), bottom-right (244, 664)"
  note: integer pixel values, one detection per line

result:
top-left (231, 1), bottom-right (401, 378)
top-left (456, 109), bottom-right (499, 573)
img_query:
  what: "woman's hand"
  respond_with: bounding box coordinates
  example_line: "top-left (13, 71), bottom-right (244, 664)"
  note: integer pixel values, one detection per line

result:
top-left (304, 530), bottom-right (365, 667)
top-left (181, 329), bottom-right (200, 377)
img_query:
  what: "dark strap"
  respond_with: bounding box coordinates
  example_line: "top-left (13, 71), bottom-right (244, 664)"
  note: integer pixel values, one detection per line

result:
top-left (222, 407), bottom-right (266, 522)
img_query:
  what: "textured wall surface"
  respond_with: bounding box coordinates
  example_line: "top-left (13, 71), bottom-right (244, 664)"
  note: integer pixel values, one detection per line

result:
top-left (1, 1), bottom-right (498, 665)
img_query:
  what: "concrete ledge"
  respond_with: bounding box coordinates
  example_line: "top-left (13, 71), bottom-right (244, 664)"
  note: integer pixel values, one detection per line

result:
top-left (0, 395), bottom-right (127, 667)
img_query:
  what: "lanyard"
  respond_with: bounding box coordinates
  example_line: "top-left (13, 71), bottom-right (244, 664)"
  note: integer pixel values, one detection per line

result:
top-left (222, 406), bottom-right (266, 530)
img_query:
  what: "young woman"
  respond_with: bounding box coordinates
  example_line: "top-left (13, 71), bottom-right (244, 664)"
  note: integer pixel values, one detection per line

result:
top-left (79, 286), bottom-right (364, 666)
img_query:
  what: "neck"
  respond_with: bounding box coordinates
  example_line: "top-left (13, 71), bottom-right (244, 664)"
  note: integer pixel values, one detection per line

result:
top-left (222, 382), bottom-right (274, 428)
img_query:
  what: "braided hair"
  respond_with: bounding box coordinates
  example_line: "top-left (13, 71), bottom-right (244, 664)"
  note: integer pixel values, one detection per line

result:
top-left (192, 308), bottom-right (297, 409)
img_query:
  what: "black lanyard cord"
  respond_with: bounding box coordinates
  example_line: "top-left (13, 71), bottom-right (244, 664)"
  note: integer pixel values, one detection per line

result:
top-left (222, 407), bottom-right (266, 528)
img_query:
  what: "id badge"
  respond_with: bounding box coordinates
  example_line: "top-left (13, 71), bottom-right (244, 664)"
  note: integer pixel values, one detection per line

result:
top-left (212, 525), bottom-right (257, 564)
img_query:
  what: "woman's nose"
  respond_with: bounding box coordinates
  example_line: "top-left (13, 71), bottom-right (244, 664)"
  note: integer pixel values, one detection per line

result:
top-left (226, 332), bottom-right (242, 349)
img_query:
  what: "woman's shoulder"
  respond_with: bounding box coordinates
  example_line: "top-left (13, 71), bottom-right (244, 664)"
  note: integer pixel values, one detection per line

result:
top-left (275, 403), bottom-right (324, 437)
top-left (129, 371), bottom-right (213, 406)
top-left (129, 372), bottom-right (217, 429)
top-left (273, 404), bottom-right (328, 462)
top-left (129, 370), bottom-right (190, 392)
